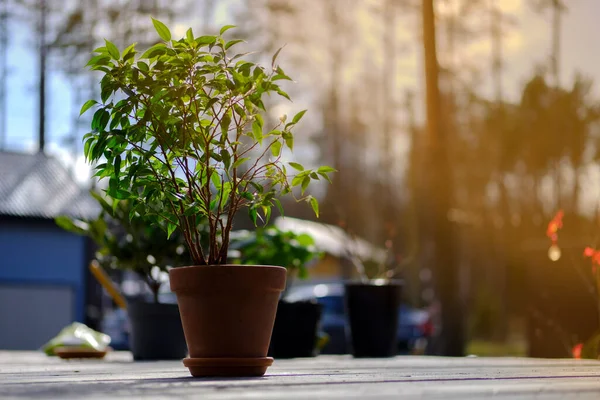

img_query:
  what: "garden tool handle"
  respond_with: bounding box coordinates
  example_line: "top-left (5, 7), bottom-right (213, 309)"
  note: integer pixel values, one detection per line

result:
top-left (89, 260), bottom-right (127, 310)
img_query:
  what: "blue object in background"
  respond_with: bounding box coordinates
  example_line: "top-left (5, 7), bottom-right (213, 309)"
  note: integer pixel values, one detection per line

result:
top-left (0, 151), bottom-right (99, 350)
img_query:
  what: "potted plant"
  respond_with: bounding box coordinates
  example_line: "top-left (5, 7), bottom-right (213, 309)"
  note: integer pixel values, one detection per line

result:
top-left (55, 191), bottom-right (191, 360)
top-left (81, 19), bottom-right (334, 376)
top-left (336, 223), bottom-right (405, 358)
top-left (230, 226), bottom-right (324, 358)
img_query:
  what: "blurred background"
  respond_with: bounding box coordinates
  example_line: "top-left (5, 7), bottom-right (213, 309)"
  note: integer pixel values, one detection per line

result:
top-left (1, 0), bottom-right (600, 359)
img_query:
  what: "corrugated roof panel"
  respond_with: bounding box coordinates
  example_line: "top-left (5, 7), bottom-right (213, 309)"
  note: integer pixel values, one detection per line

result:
top-left (0, 151), bottom-right (99, 219)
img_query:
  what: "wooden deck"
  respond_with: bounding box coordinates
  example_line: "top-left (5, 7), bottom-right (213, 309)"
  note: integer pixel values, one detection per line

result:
top-left (1, 351), bottom-right (600, 399)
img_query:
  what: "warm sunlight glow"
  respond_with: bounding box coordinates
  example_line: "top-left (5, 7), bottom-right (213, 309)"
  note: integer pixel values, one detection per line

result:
top-left (548, 244), bottom-right (562, 262)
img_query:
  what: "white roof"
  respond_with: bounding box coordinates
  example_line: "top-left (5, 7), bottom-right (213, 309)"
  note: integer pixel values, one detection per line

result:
top-left (274, 216), bottom-right (387, 264)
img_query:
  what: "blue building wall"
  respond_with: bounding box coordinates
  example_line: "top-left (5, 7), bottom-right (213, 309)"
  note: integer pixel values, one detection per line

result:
top-left (0, 219), bottom-right (86, 321)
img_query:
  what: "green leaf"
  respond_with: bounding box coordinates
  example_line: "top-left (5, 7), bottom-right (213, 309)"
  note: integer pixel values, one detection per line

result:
top-left (137, 61), bottom-right (149, 72)
top-left (252, 120), bottom-right (263, 143)
top-left (92, 46), bottom-right (107, 54)
top-left (274, 198), bottom-right (284, 217)
top-left (255, 113), bottom-right (264, 128)
top-left (80, 100), bottom-right (97, 116)
top-left (309, 196), bottom-right (319, 218)
top-left (283, 131), bottom-right (294, 150)
top-left (167, 222), bottom-right (177, 239)
top-left (114, 155), bottom-right (121, 177)
top-left (225, 39), bottom-right (244, 50)
top-left (89, 191), bottom-right (114, 217)
top-left (86, 54), bottom-right (111, 67)
top-left (186, 28), bottom-right (194, 42)
top-left (121, 42), bottom-right (136, 59)
top-left (211, 170), bottom-right (221, 188)
top-left (196, 35), bottom-right (216, 46)
top-left (317, 166), bottom-right (336, 173)
top-left (221, 149), bottom-right (231, 170)
top-left (249, 208), bottom-right (258, 225)
top-left (271, 141), bottom-right (282, 157)
top-left (151, 18), bottom-right (171, 41)
top-left (292, 109), bottom-right (307, 124)
top-left (288, 162), bottom-right (304, 171)
top-left (296, 233), bottom-right (315, 246)
top-left (249, 182), bottom-right (263, 194)
top-left (220, 112), bottom-right (231, 135)
top-left (273, 66), bottom-right (292, 81)
top-left (112, 189), bottom-right (131, 200)
top-left (262, 205), bottom-right (272, 224)
top-left (318, 172), bottom-right (333, 184)
top-left (55, 216), bottom-right (87, 235)
top-left (220, 25), bottom-right (236, 35)
top-left (83, 137), bottom-right (94, 158)
top-left (277, 88), bottom-right (291, 101)
top-left (105, 40), bottom-right (120, 59)
top-left (205, 97), bottom-right (219, 112)
top-left (240, 191), bottom-right (253, 201)
top-left (140, 43), bottom-right (167, 59)
top-left (291, 175), bottom-right (303, 187)
top-left (233, 157), bottom-right (250, 169)
top-left (99, 109), bottom-right (110, 131)
top-left (272, 46), bottom-right (284, 67)
top-left (91, 108), bottom-right (110, 131)
top-left (100, 83), bottom-right (114, 103)
top-left (301, 176), bottom-right (310, 195)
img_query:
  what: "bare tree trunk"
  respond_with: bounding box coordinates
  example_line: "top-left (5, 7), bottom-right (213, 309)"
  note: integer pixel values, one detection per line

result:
top-left (380, 0), bottom-right (396, 243)
top-left (422, 0), bottom-right (464, 356)
top-left (490, 0), bottom-right (509, 341)
top-left (322, 0), bottom-right (344, 224)
top-left (38, 0), bottom-right (47, 153)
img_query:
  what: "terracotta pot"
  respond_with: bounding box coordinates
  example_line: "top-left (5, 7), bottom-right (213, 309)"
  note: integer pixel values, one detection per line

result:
top-left (169, 264), bottom-right (286, 377)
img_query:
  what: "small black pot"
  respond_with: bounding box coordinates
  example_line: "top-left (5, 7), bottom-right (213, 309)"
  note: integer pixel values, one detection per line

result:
top-left (345, 281), bottom-right (402, 358)
top-left (128, 301), bottom-right (188, 360)
top-left (269, 300), bottom-right (322, 358)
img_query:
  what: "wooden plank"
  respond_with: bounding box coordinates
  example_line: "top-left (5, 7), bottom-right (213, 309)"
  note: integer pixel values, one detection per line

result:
top-left (1, 352), bottom-right (600, 399)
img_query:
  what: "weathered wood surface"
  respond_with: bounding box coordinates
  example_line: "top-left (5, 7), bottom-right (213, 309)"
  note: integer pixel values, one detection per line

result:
top-left (1, 351), bottom-right (600, 399)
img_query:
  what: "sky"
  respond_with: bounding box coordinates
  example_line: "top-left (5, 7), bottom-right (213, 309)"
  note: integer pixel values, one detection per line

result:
top-left (3, 0), bottom-right (600, 189)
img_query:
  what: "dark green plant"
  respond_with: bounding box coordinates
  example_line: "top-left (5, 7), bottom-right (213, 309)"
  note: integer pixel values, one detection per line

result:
top-left (81, 19), bottom-right (334, 266)
top-left (55, 191), bottom-right (194, 303)
top-left (229, 226), bottom-right (322, 295)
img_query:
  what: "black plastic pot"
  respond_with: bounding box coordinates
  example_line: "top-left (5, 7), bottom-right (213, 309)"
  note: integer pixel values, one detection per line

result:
top-left (268, 300), bottom-right (322, 358)
top-left (128, 301), bottom-right (188, 360)
top-left (344, 281), bottom-right (402, 358)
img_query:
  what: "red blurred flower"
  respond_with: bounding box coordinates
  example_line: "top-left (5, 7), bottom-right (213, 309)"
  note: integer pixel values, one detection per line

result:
top-left (583, 247), bottom-right (600, 268)
top-left (584, 247), bottom-right (595, 257)
top-left (572, 343), bottom-right (583, 359)
top-left (546, 210), bottom-right (564, 243)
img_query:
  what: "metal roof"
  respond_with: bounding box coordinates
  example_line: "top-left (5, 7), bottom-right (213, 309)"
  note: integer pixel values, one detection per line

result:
top-left (0, 151), bottom-right (99, 219)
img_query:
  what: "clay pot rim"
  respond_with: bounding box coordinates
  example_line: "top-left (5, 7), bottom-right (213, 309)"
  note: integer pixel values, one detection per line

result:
top-left (169, 264), bottom-right (287, 293)
top-left (344, 279), bottom-right (404, 287)
top-left (171, 264), bottom-right (286, 271)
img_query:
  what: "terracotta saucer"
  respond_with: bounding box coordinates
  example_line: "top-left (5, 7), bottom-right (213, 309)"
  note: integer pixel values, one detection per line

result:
top-left (54, 347), bottom-right (108, 359)
top-left (183, 357), bottom-right (273, 377)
